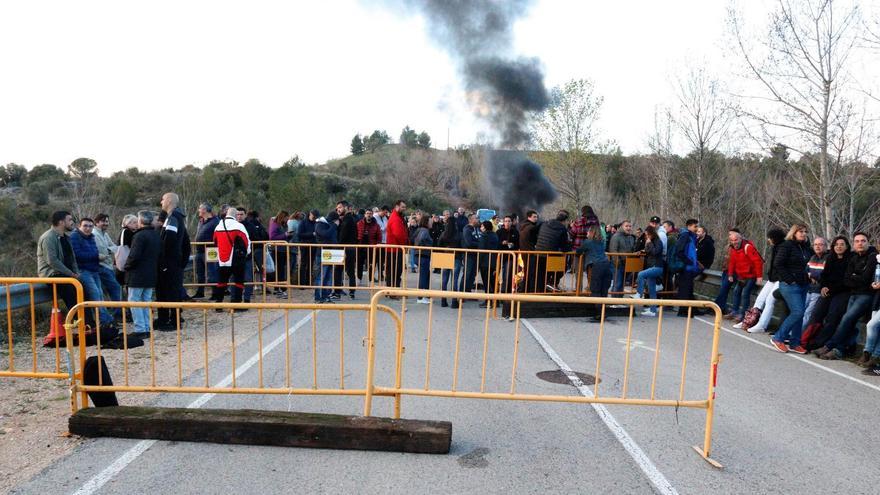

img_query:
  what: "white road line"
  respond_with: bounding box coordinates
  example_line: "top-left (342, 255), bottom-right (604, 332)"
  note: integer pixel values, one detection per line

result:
top-left (694, 317), bottom-right (880, 394)
top-left (70, 312), bottom-right (315, 495)
top-left (521, 318), bottom-right (679, 495)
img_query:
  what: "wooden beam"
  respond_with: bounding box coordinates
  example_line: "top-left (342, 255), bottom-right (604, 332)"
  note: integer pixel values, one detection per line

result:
top-left (69, 406), bottom-right (451, 454)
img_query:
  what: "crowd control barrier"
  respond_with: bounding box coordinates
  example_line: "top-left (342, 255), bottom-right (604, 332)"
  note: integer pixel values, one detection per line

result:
top-left (364, 289), bottom-right (724, 466)
top-left (0, 277), bottom-right (84, 384)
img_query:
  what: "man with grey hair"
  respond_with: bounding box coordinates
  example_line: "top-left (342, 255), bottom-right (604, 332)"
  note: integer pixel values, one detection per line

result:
top-left (124, 211), bottom-right (160, 338)
top-left (192, 202), bottom-right (219, 299)
top-left (155, 192), bottom-right (190, 330)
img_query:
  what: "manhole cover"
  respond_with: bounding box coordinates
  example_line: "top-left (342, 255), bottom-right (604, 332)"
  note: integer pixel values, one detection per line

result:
top-left (536, 370), bottom-right (599, 386)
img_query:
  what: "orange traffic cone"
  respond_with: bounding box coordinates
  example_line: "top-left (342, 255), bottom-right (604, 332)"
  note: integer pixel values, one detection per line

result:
top-left (42, 308), bottom-right (66, 347)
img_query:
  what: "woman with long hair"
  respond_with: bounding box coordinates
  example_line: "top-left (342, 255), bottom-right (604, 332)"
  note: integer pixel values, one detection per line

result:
top-left (269, 210), bottom-right (290, 296)
top-left (630, 225), bottom-right (664, 316)
top-left (803, 236), bottom-right (851, 350)
top-left (769, 224), bottom-right (812, 353)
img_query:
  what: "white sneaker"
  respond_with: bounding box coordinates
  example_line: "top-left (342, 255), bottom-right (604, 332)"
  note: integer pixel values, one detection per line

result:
top-left (641, 309), bottom-right (657, 317)
top-left (417, 298), bottom-right (431, 304)
top-left (656, 284), bottom-right (664, 291)
top-left (627, 293), bottom-right (642, 299)
top-left (732, 321), bottom-right (744, 329)
top-left (609, 304), bottom-right (627, 309)
top-left (747, 326), bottom-right (765, 333)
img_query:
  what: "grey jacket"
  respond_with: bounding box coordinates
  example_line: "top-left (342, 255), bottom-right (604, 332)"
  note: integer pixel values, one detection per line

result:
top-left (609, 231), bottom-right (635, 253)
top-left (37, 228), bottom-right (78, 277)
top-left (93, 228), bottom-right (118, 270)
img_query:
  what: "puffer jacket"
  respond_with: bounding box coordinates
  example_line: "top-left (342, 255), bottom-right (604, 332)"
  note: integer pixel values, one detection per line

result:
top-left (773, 239), bottom-right (811, 285)
top-left (535, 220), bottom-right (570, 252)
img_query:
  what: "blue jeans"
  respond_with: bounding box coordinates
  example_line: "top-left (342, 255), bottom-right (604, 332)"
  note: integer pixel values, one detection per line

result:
top-left (79, 270), bottom-right (114, 324)
top-left (127, 287), bottom-right (154, 334)
top-left (865, 311), bottom-right (880, 357)
top-left (194, 252), bottom-right (219, 291)
top-left (730, 277), bottom-right (756, 318)
top-left (418, 255), bottom-right (431, 290)
top-left (314, 263), bottom-right (334, 301)
top-left (611, 259), bottom-right (626, 296)
top-left (409, 248), bottom-right (417, 270)
top-left (773, 282), bottom-right (808, 347)
top-left (636, 266), bottom-right (664, 311)
top-left (826, 293), bottom-right (874, 352)
top-left (98, 265), bottom-right (123, 319)
top-left (443, 258), bottom-right (463, 293)
top-left (241, 258), bottom-right (254, 302)
top-left (714, 271), bottom-right (732, 311)
top-left (461, 252), bottom-right (477, 292)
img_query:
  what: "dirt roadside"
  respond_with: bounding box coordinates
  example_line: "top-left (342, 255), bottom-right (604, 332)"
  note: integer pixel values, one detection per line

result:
top-left (0, 289), bottom-right (325, 494)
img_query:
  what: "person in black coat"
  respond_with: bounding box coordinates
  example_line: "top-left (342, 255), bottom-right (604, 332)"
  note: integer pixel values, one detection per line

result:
top-left (477, 221), bottom-right (500, 306)
top-left (437, 219), bottom-right (462, 308)
top-left (696, 226), bottom-right (715, 273)
top-left (337, 207), bottom-right (358, 298)
top-left (534, 210), bottom-right (571, 292)
top-left (124, 211), bottom-right (161, 338)
top-left (770, 224), bottom-right (812, 353)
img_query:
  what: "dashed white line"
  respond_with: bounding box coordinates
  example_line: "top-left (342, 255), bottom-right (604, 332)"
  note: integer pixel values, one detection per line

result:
top-left (521, 318), bottom-right (679, 495)
top-left (694, 317), bottom-right (880, 394)
top-left (69, 312), bottom-right (315, 495)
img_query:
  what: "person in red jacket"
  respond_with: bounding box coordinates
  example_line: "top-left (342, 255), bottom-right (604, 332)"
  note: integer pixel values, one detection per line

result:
top-left (212, 210), bottom-right (251, 308)
top-left (356, 209), bottom-right (382, 283)
top-left (385, 200), bottom-right (409, 288)
top-left (724, 230), bottom-right (764, 322)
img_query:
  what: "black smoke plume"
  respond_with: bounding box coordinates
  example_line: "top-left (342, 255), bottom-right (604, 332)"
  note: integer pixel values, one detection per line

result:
top-left (400, 0), bottom-right (558, 213)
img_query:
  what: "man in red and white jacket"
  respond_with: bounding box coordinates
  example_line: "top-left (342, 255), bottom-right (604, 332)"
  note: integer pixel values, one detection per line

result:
top-left (211, 208), bottom-right (251, 307)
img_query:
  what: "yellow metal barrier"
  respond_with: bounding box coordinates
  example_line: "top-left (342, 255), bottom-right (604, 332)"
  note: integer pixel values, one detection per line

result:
top-left (63, 300), bottom-right (403, 414)
top-left (365, 288), bottom-right (723, 467)
top-left (0, 277), bottom-right (84, 385)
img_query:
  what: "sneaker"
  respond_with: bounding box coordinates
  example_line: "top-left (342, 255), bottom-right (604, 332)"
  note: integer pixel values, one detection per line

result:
top-left (609, 304), bottom-right (627, 309)
top-left (860, 366), bottom-right (880, 376)
top-left (732, 321), bottom-right (744, 329)
top-left (811, 346), bottom-right (829, 357)
top-left (322, 298), bottom-right (335, 304)
top-left (770, 338), bottom-right (789, 353)
top-left (655, 284), bottom-right (663, 291)
top-left (622, 287), bottom-right (636, 294)
top-left (641, 309), bottom-right (657, 317)
top-left (417, 298), bottom-right (430, 304)
top-left (789, 345), bottom-right (807, 354)
top-left (349, 291), bottom-right (356, 300)
top-left (856, 351), bottom-right (871, 367)
top-left (329, 293), bottom-right (342, 300)
top-left (747, 326), bottom-right (766, 334)
top-left (819, 349), bottom-right (842, 360)
top-left (545, 285), bottom-right (559, 293)
top-left (507, 316), bottom-right (515, 322)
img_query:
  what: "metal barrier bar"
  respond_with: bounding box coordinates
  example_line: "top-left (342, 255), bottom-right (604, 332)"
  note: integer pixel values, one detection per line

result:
top-left (366, 288), bottom-right (723, 466)
top-left (64, 301), bottom-right (402, 416)
top-left (0, 278), bottom-right (84, 385)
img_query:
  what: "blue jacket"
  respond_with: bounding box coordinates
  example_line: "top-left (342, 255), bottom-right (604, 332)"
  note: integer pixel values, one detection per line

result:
top-left (314, 218), bottom-right (338, 244)
top-left (69, 229), bottom-right (101, 272)
top-left (297, 218), bottom-right (317, 243)
top-left (461, 224), bottom-right (481, 249)
top-left (576, 238), bottom-right (609, 266)
top-left (678, 229), bottom-right (700, 274)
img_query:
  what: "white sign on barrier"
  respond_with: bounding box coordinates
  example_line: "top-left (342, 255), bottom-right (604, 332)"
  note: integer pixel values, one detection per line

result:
top-left (321, 249), bottom-right (345, 265)
top-left (206, 247), bottom-right (219, 263)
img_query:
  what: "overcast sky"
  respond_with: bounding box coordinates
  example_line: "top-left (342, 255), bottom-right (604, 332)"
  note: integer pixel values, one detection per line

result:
top-left (1, 0), bottom-right (872, 174)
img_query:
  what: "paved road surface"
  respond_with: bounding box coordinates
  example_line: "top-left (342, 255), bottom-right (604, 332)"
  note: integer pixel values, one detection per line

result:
top-left (11, 278), bottom-right (880, 494)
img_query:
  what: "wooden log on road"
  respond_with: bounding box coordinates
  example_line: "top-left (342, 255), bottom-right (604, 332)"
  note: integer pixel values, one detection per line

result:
top-left (69, 406), bottom-right (452, 454)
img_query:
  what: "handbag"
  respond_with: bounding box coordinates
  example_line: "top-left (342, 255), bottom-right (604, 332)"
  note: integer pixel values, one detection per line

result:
top-left (114, 245), bottom-right (130, 271)
top-left (741, 307), bottom-right (762, 331)
top-left (264, 250), bottom-right (276, 274)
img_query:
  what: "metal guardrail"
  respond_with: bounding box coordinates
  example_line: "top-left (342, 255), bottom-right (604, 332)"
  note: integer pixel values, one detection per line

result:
top-left (0, 283), bottom-right (54, 312)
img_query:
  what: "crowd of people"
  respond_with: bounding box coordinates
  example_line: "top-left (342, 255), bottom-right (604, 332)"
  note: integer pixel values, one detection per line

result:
top-left (711, 225), bottom-right (880, 376)
top-left (33, 191), bottom-right (880, 376)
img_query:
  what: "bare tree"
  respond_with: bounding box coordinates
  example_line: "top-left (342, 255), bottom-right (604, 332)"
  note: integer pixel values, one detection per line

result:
top-left (729, 0), bottom-right (862, 238)
top-left (669, 65), bottom-right (734, 219)
top-left (645, 108), bottom-right (677, 219)
top-left (531, 79), bottom-right (612, 208)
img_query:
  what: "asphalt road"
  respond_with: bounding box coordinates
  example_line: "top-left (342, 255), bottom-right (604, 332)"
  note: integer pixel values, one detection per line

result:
top-left (11, 276), bottom-right (880, 494)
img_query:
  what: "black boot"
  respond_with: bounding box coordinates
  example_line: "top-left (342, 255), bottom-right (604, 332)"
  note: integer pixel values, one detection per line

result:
top-left (441, 298), bottom-right (448, 307)
top-left (450, 300), bottom-right (460, 309)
